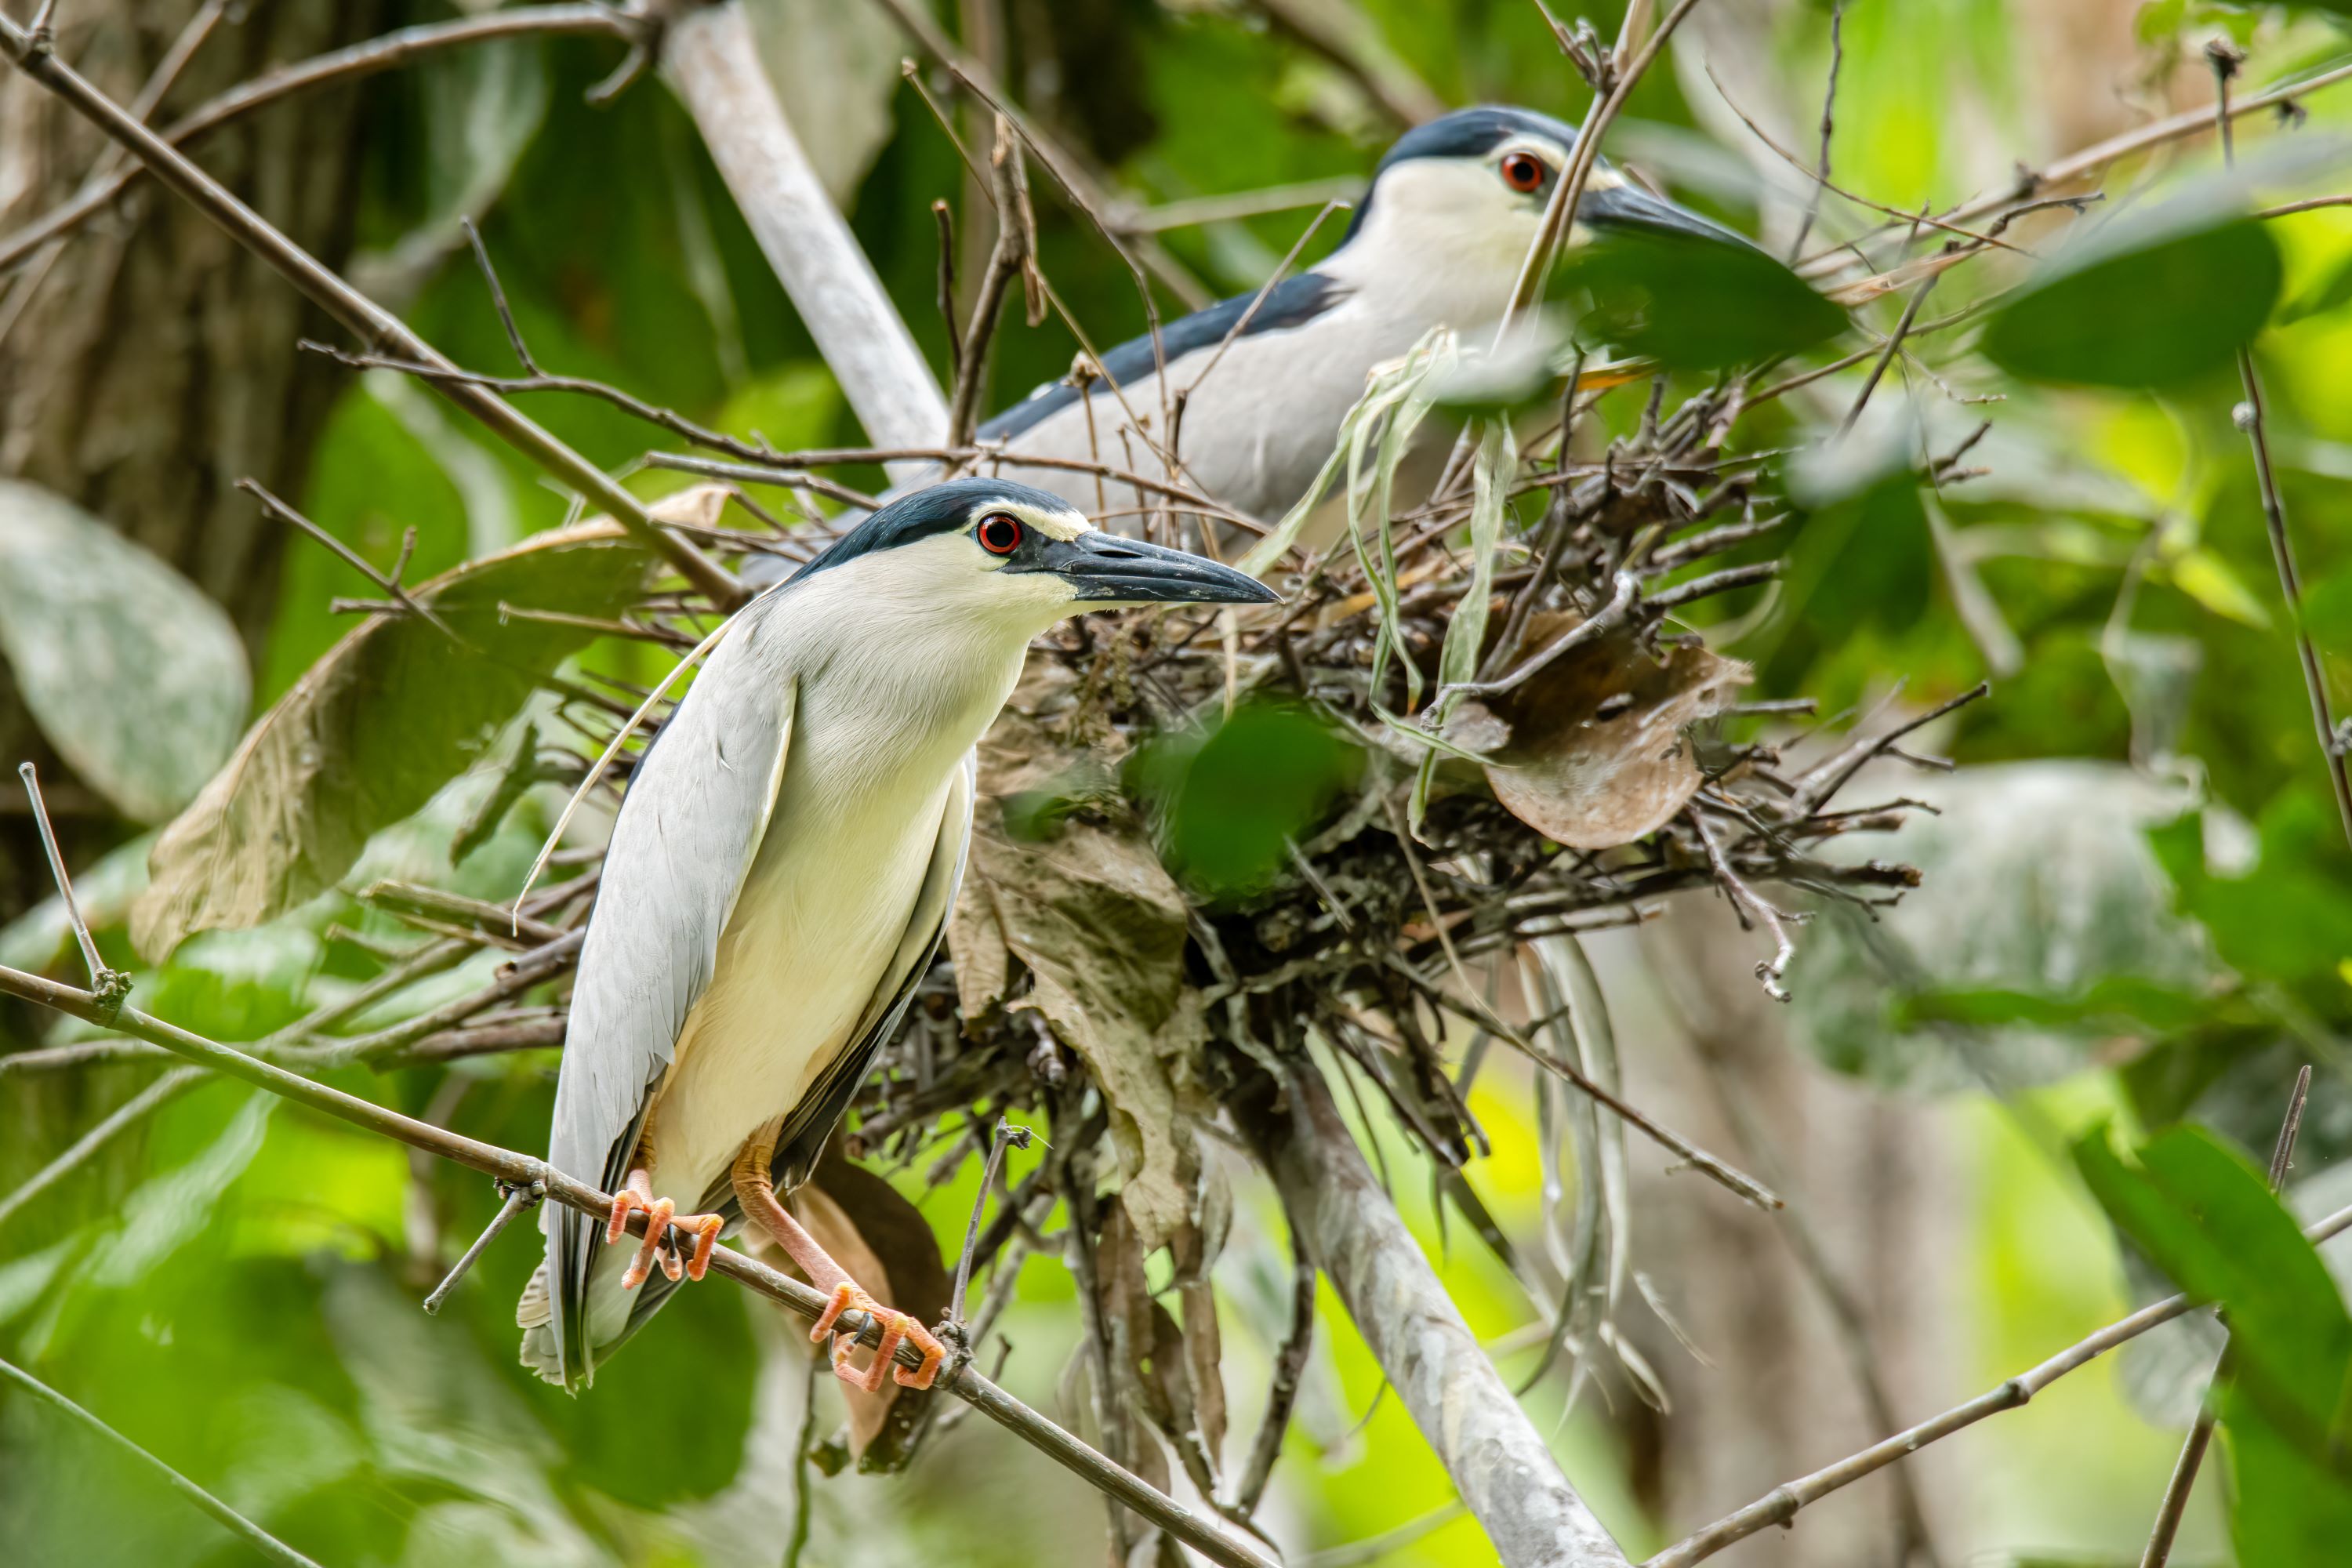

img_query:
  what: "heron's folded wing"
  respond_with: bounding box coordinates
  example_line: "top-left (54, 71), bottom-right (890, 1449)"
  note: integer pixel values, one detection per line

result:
top-left (544, 604), bottom-right (799, 1385)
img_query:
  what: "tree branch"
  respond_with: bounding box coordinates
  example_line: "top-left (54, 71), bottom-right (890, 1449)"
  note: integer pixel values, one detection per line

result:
top-left (0, 4), bottom-right (637, 274)
top-left (1236, 1063), bottom-right (1634, 1568)
top-left (1645, 1191), bottom-right (2352, 1566)
top-left (0, 959), bottom-right (1276, 1568)
top-left (0, 9), bottom-right (744, 610)
top-left (662, 1), bottom-right (946, 481)
top-left (2207, 40), bottom-right (2352, 851)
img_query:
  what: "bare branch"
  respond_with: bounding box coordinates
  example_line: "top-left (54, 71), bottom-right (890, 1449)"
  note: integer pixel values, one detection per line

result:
top-left (946, 117), bottom-right (1035, 447)
top-left (663, 2), bottom-right (946, 477)
top-left (0, 958), bottom-right (1276, 1568)
top-left (1644, 1189), bottom-right (2352, 1566)
top-left (0, 5), bottom-right (638, 275)
top-left (0, 13), bottom-right (743, 608)
top-left (2208, 42), bottom-right (2352, 850)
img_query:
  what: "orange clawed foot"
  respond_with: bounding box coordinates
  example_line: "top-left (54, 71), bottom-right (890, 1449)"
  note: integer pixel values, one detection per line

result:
top-left (605, 1178), bottom-right (723, 1289)
top-left (811, 1281), bottom-right (945, 1392)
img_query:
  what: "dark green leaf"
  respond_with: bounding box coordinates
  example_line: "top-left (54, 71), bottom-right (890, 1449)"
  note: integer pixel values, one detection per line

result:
top-left (1127, 699), bottom-right (1359, 898)
top-left (1980, 203), bottom-right (2281, 387)
top-left (1552, 228), bottom-right (1846, 369)
top-left (2076, 1121), bottom-right (2352, 1537)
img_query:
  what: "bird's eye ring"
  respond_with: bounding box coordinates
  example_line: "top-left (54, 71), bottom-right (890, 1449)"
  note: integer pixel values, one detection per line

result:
top-left (1500, 151), bottom-right (1547, 194)
top-left (977, 513), bottom-right (1025, 556)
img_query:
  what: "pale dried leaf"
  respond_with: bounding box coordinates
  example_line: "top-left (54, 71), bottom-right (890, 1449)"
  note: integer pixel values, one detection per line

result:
top-left (1482, 613), bottom-right (1751, 850)
top-left (125, 493), bottom-right (718, 960)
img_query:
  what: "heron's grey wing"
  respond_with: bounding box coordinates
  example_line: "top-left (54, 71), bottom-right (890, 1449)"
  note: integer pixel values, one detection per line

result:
top-left (543, 619), bottom-right (799, 1388)
top-left (981, 272), bottom-right (1344, 446)
top-left (601, 753), bottom-right (978, 1356)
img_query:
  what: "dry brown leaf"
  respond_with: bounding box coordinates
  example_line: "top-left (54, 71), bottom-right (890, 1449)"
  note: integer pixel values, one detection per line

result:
top-left (949, 658), bottom-right (1206, 1251)
top-left (1475, 611), bottom-right (1750, 849)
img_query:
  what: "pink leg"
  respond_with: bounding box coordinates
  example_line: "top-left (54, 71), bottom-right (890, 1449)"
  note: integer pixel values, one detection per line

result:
top-left (604, 1166), bottom-right (725, 1290)
top-left (731, 1133), bottom-right (945, 1392)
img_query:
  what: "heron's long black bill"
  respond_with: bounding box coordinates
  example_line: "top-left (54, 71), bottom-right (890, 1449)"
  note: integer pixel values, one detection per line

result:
top-left (1042, 532), bottom-right (1281, 605)
top-left (1582, 181), bottom-right (1757, 253)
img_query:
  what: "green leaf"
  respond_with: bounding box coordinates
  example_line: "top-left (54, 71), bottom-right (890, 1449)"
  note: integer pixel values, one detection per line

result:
top-left (2076, 1122), bottom-right (2352, 1563)
top-left (1979, 201), bottom-right (2281, 387)
top-left (129, 518), bottom-right (657, 962)
top-left (2152, 791), bottom-right (2352, 996)
top-left (1127, 699), bottom-right (1359, 898)
top-left (1553, 228), bottom-right (1846, 369)
top-left (0, 481), bottom-right (252, 822)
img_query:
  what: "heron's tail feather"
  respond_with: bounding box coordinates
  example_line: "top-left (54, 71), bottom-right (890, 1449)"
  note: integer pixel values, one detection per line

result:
top-left (517, 1262), bottom-right (565, 1382)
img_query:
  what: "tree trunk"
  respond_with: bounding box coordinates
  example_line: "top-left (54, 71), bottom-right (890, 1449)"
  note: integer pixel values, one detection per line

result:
top-left (1238, 1063), bottom-right (1636, 1568)
top-left (0, 0), bottom-right (383, 910)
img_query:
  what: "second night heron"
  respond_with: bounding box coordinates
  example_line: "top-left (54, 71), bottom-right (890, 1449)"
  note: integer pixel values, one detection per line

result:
top-left (971, 105), bottom-right (1757, 543)
top-left (519, 477), bottom-right (1276, 1391)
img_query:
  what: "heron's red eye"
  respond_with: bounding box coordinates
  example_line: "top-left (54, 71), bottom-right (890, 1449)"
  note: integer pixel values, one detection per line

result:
top-left (1500, 151), bottom-right (1547, 194)
top-left (977, 513), bottom-right (1025, 555)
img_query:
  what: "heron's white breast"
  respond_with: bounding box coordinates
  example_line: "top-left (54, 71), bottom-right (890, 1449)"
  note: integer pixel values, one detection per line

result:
top-left (637, 548), bottom-right (1033, 1207)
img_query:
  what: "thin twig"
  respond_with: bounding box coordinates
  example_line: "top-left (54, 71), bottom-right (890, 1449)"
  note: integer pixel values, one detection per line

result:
top-left (946, 1117), bottom-right (1035, 1328)
top-left (16, 763), bottom-right (124, 1010)
top-left (1231, 1207), bottom-right (1317, 1517)
top-left (0, 960), bottom-right (1276, 1568)
top-left (238, 479), bottom-right (462, 641)
top-left (1385, 951), bottom-right (1782, 1210)
top-left (2206, 41), bottom-right (2352, 850)
top-left (1440, 571), bottom-right (1639, 701)
top-left (1494, 0), bottom-right (1711, 340)
top-left (946, 117), bottom-right (1034, 446)
top-left (0, 1356), bottom-right (325, 1568)
top-left (784, 1341), bottom-right (822, 1568)
top-left (1645, 1189), bottom-right (2352, 1566)
top-left (0, 5), bottom-right (640, 274)
top-left (421, 1178), bottom-right (545, 1314)
top-left (1786, 0), bottom-right (1845, 260)
top-left (872, 0), bottom-right (1210, 310)
top-left (1840, 268), bottom-right (1939, 435)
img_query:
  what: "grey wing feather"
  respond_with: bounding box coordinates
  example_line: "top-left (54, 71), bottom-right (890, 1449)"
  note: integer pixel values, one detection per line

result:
top-left (543, 603), bottom-right (798, 1388)
top-left (607, 752), bottom-right (978, 1354)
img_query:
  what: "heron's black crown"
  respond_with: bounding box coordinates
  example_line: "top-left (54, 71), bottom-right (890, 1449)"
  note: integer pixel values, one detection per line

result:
top-left (801, 477), bottom-right (1072, 576)
top-left (1341, 105), bottom-right (1581, 243)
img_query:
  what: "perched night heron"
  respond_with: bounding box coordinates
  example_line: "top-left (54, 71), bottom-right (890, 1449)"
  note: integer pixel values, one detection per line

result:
top-left (975, 104), bottom-right (1754, 540)
top-left (520, 477), bottom-right (1276, 1392)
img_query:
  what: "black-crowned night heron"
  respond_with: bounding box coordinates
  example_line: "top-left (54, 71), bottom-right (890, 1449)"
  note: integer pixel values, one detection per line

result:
top-left (976, 104), bottom-right (1755, 539)
top-left (520, 477), bottom-right (1276, 1392)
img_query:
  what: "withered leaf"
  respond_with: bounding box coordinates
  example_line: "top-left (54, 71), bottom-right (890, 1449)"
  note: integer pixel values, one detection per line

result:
top-left (949, 658), bottom-right (1204, 1252)
top-left (1479, 611), bottom-right (1750, 849)
top-left (126, 495), bottom-right (727, 960)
